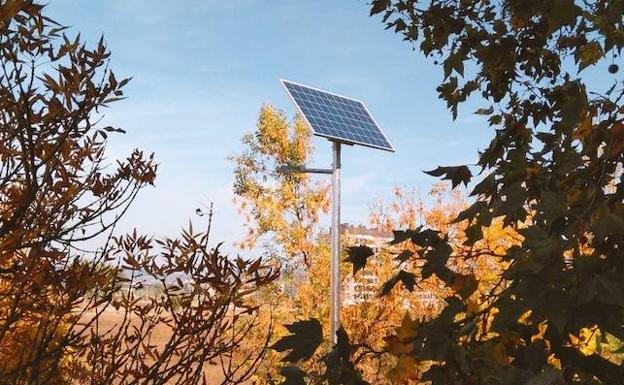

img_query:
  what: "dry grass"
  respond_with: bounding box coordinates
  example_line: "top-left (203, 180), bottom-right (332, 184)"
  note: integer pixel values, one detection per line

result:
top-left (82, 307), bottom-right (236, 384)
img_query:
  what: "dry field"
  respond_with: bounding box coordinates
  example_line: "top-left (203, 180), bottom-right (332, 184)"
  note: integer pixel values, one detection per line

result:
top-left (82, 308), bottom-right (240, 384)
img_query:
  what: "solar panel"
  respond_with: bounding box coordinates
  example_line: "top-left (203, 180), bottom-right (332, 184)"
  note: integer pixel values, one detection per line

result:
top-left (281, 79), bottom-right (395, 152)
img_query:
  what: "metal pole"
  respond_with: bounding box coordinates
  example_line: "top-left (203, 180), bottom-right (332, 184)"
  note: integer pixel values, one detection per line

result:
top-left (330, 141), bottom-right (341, 345)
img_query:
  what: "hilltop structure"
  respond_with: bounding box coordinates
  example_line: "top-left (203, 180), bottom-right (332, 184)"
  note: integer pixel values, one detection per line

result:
top-left (334, 224), bottom-right (438, 307)
top-left (339, 224), bottom-right (392, 305)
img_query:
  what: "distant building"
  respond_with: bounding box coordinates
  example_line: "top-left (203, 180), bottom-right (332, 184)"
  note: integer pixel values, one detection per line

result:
top-left (335, 224), bottom-right (440, 309)
top-left (339, 224), bottom-right (392, 305)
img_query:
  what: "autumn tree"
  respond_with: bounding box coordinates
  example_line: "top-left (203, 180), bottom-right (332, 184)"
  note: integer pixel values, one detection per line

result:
top-left (229, 105), bottom-right (332, 384)
top-left (231, 104), bottom-right (330, 267)
top-left (231, 107), bottom-right (423, 384)
top-left (232, 108), bottom-right (522, 384)
top-left (272, 184), bottom-right (520, 385)
top-left (233, 106), bottom-right (516, 384)
top-left (272, 1), bottom-right (624, 384)
top-left (0, 2), bottom-right (276, 384)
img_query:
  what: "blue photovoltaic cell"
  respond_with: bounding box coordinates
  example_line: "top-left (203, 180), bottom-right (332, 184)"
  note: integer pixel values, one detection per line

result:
top-left (281, 79), bottom-right (394, 152)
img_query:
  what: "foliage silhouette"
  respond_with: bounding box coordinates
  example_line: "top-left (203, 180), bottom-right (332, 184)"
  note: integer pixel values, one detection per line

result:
top-left (0, 2), bottom-right (277, 384)
top-left (271, 1), bottom-right (624, 384)
top-left (271, 319), bottom-right (323, 363)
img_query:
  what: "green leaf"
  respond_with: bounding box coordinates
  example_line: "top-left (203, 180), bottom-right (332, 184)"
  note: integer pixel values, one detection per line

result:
top-left (470, 173), bottom-right (496, 197)
top-left (422, 242), bottom-right (454, 282)
top-left (425, 166), bottom-right (472, 188)
top-left (491, 296), bottom-right (527, 333)
top-left (577, 277), bottom-right (597, 305)
top-left (322, 328), bottom-right (370, 385)
top-left (380, 271), bottom-right (410, 295)
top-left (464, 223), bottom-right (483, 246)
top-left (398, 270), bottom-right (416, 291)
top-left (390, 229), bottom-right (418, 245)
top-left (551, 81), bottom-right (588, 129)
top-left (577, 41), bottom-right (603, 71)
top-left (279, 366), bottom-right (306, 385)
top-left (390, 227), bottom-right (439, 247)
top-left (525, 367), bottom-right (562, 385)
top-left (613, 340), bottom-right (624, 353)
top-left (452, 274), bottom-right (478, 299)
top-left (503, 252), bottom-right (544, 279)
top-left (411, 228), bottom-right (441, 247)
top-left (489, 114), bottom-right (502, 125)
top-left (597, 272), bottom-right (624, 308)
top-left (417, 328), bottom-right (453, 361)
top-left (443, 52), bottom-right (465, 79)
top-left (537, 191), bottom-right (567, 219)
top-left (392, 18), bottom-right (407, 32)
top-left (497, 181), bottom-right (528, 225)
top-left (519, 227), bottom-right (559, 261)
top-left (118, 76), bottom-right (133, 88)
top-left (370, 0), bottom-right (390, 16)
top-left (394, 249), bottom-right (414, 263)
top-left (425, 242), bottom-right (452, 270)
top-left (437, 76), bottom-right (460, 119)
top-left (344, 245), bottom-right (374, 275)
top-left (547, 0), bottom-right (581, 33)
top-left (381, 270), bottom-right (416, 295)
top-left (454, 201), bottom-right (487, 223)
top-left (421, 365), bottom-right (446, 385)
top-left (474, 106), bottom-right (494, 115)
top-left (271, 319), bottom-right (323, 362)
top-left (591, 205), bottom-right (624, 238)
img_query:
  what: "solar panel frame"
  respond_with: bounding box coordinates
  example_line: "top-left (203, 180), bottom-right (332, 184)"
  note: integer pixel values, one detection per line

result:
top-left (280, 79), bottom-right (395, 152)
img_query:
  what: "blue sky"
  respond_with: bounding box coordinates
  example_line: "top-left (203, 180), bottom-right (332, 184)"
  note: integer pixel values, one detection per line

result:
top-left (46, 1), bottom-right (495, 254)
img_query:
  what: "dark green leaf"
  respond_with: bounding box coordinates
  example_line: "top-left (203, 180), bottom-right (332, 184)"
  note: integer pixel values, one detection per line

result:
top-left (422, 242), bottom-right (453, 282)
top-left (424, 166), bottom-right (472, 188)
top-left (345, 245), bottom-right (374, 275)
top-left (451, 274), bottom-right (478, 299)
top-left (454, 201), bottom-right (487, 223)
top-left (390, 229), bottom-right (418, 245)
top-left (380, 270), bottom-right (416, 295)
top-left (322, 328), bottom-right (369, 385)
top-left (475, 106), bottom-right (494, 115)
top-left (577, 41), bottom-right (603, 71)
top-left (380, 274), bottom-right (401, 296)
top-left (551, 81), bottom-right (588, 129)
top-left (470, 173), bottom-right (496, 197)
top-left (394, 249), bottom-right (414, 263)
top-left (547, 0), bottom-right (581, 32)
top-left (520, 227), bottom-right (559, 261)
top-left (271, 319), bottom-right (323, 362)
top-left (591, 206), bottom-right (624, 238)
top-left (526, 367), bottom-right (562, 385)
top-left (425, 242), bottom-right (452, 269)
top-left (279, 366), bottom-right (306, 385)
top-left (597, 272), bottom-right (624, 308)
top-left (489, 114), bottom-right (502, 125)
top-left (443, 52), bottom-right (465, 78)
top-left (370, 0), bottom-right (390, 16)
top-left (537, 191), bottom-right (567, 219)
top-left (398, 270), bottom-right (416, 291)
top-left (464, 223), bottom-right (483, 246)
top-left (411, 228), bottom-right (441, 247)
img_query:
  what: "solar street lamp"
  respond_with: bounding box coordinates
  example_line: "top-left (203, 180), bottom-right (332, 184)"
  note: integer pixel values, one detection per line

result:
top-left (279, 79), bottom-right (394, 345)
top-left (276, 165), bottom-right (333, 175)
